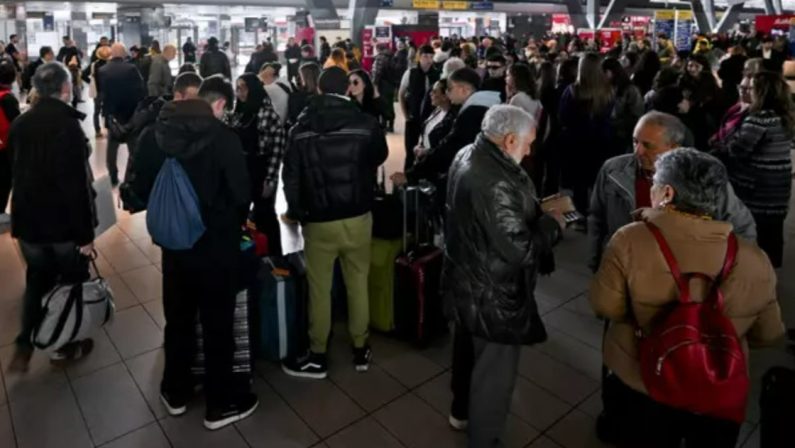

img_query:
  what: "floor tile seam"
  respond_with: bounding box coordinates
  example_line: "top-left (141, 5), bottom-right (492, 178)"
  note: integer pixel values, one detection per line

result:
top-left (509, 377), bottom-right (600, 438)
top-left (369, 348), bottom-right (448, 391)
top-left (153, 419), bottom-right (176, 448)
top-left (541, 317), bottom-right (602, 351)
top-left (64, 329), bottom-right (125, 381)
top-left (302, 368), bottom-right (435, 446)
top-left (72, 355), bottom-right (159, 445)
top-left (105, 260), bottom-right (159, 278)
top-left (254, 371), bottom-right (325, 441)
top-left (110, 330), bottom-right (167, 421)
top-left (140, 300), bottom-right (165, 331)
top-left (514, 366), bottom-right (600, 407)
top-left (93, 420), bottom-right (163, 448)
top-left (1, 369), bottom-right (20, 448)
top-left (63, 358), bottom-right (99, 446)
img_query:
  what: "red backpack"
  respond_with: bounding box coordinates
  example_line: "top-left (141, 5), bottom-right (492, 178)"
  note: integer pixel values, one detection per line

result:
top-left (0, 89), bottom-right (10, 151)
top-left (638, 222), bottom-right (748, 423)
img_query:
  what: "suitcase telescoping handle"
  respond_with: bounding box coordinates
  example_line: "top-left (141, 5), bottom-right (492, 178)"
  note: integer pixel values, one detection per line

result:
top-left (402, 185), bottom-right (420, 254)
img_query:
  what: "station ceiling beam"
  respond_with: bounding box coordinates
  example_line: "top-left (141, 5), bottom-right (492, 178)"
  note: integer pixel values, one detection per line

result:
top-left (715, 1), bottom-right (745, 33)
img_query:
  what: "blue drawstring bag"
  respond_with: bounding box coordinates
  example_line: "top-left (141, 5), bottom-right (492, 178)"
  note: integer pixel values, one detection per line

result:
top-left (146, 158), bottom-right (206, 250)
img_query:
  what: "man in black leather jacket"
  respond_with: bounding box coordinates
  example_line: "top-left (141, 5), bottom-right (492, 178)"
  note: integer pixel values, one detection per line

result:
top-left (443, 105), bottom-right (564, 446)
top-left (281, 67), bottom-right (388, 379)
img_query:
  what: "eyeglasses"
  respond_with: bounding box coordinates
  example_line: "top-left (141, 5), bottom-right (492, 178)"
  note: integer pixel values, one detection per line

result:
top-left (486, 65), bottom-right (504, 70)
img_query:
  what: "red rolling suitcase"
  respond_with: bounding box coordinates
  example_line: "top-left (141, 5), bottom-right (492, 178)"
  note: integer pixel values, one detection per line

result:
top-left (393, 185), bottom-right (446, 347)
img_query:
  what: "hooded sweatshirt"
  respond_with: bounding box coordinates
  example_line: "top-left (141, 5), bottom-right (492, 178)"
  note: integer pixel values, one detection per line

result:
top-left (153, 99), bottom-right (250, 249)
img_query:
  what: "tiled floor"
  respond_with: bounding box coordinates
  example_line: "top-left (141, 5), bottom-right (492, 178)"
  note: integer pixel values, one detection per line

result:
top-left (0, 100), bottom-right (794, 448)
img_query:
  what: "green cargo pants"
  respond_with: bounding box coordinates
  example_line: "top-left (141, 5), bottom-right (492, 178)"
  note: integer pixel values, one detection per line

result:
top-left (302, 213), bottom-right (372, 354)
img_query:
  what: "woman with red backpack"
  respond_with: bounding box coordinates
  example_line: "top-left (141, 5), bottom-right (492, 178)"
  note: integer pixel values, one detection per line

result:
top-left (590, 148), bottom-right (784, 448)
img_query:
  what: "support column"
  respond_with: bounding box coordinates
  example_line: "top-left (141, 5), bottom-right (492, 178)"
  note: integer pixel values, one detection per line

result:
top-left (586, 0), bottom-right (598, 29)
top-left (763, 0), bottom-right (776, 14)
top-left (772, 0), bottom-right (784, 13)
top-left (350, 0), bottom-right (380, 48)
top-left (715, 2), bottom-right (745, 33)
top-left (690, 0), bottom-right (714, 34)
top-left (563, 0), bottom-right (589, 30)
top-left (597, 0), bottom-right (630, 30)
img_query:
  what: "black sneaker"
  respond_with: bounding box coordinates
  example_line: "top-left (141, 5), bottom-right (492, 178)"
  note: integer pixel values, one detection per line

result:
top-left (160, 391), bottom-right (188, 416)
top-left (282, 351), bottom-right (328, 379)
top-left (204, 393), bottom-right (259, 431)
top-left (353, 346), bottom-right (372, 372)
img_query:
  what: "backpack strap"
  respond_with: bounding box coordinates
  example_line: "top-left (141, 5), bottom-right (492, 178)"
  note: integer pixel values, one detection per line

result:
top-left (645, 222), bottom-right (691, 302)
top-left (710, 232), bottom-right (738, 309)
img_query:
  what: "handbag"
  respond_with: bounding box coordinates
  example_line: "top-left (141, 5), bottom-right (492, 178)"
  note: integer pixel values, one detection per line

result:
top-left (32, 254), bottom-right (115, 352)
top-left (92, 175), bottom-right (117, 237)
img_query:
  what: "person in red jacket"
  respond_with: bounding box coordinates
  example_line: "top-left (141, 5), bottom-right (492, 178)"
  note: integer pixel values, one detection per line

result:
top-left (0, 58), bottom-right (20, 227)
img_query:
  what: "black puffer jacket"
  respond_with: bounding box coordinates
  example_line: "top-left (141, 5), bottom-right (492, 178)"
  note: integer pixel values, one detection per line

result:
top-left (199, 49), bottom-right (231, 79)
top-left (443, 134), bottom-right (562, 345)
top-left (283, 94), bottom-right (388, 223)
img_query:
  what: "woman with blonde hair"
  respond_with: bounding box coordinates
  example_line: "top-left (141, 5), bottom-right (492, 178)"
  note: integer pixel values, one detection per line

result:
top-left (323, 47), bottom-right (349, 72)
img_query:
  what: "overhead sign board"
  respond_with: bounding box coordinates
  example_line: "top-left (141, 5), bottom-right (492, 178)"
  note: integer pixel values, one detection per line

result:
top-left (442, 1), bottom-right (468, 9)
top-left (413, 0), bottom-right (439, 9)
top-left (470, 1), bottom-right (494, 10)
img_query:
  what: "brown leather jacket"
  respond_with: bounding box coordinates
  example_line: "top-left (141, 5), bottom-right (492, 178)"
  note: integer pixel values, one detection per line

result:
top-left (590, 208), bottom-right (784, 394)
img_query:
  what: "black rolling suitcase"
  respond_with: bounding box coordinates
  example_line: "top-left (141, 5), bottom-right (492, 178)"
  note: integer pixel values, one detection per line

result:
top-left (760, 366), bottom-right (795, 448)
top-left (393, 185), bottom-right (446, 347)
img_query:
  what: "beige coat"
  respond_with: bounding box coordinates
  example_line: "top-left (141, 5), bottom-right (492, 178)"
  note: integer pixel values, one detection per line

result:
top-left (590, 208), bottom-right (785, 394)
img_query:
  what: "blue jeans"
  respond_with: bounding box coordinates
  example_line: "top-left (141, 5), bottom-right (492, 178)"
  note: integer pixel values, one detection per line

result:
top-left (16, 241), bottom-right (89, 350)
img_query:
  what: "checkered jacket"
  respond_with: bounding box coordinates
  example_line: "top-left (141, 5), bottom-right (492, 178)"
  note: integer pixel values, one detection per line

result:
top-left (257, 95), bottom-right (287, 190)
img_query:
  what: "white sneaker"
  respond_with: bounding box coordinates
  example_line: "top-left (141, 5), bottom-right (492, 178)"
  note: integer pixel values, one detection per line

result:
top-left (448, 415), bottom-right (469, 431)
top-left (0, 213), bottom-right (10, 225)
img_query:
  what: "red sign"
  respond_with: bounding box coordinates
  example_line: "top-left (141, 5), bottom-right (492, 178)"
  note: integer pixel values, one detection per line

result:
top-left (599, 28), bottom-right (623, 53)
top-left (362, 27), bottom-right (375, 73)
top-left (755, 14), bottom-right (795, 34)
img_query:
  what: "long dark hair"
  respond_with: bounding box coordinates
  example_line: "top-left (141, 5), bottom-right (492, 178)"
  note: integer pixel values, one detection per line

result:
top-left (557, 57), bottom-right (579, 88)
top-left (602, 57), bottom-right (632, 95)
top-left (751, 71), bottom-right (795, 134)
top-left (538, 61), bottom-right (556, 104)
top-left (574, 52), bottom-right (613, 116)
top-left (508, 63), bottom-right (537, 100)
top-left (234, 73), bottom-right (266, 124)
top-left (348, 69), bottom-right (375, 106)
top-left (299, 62), bottom-right (321, 94)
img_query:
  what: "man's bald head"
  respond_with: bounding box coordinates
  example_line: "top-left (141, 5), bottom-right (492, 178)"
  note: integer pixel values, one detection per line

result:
top-left (110, 43), bottom-right (127, 59)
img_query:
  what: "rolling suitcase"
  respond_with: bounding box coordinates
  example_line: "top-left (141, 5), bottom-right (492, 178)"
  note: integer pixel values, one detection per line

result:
top-left (191, 236), bottom-right (263, 382)
top-left (191, 289), bottom-right (254, 381)
top-left (257, 255), bottom-right (308, 361)
top-left (393, 185), bottom-right (446, 346)
top-left (760, 366), bottom-right (795, 448)
top-left (368, 238), bottom-right (402, 332)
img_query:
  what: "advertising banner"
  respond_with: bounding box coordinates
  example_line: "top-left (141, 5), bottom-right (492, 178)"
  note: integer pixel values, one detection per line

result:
top-left (413, 0), bottom-right (439, 9)
top-left (598, 28), bottom-right (622, 53)
top-left (674, 10), bottom-right (694, 51)
top-left (755, 14), bottom-right (795, 34)
top-left (654, 10), bottom-right (675, 41)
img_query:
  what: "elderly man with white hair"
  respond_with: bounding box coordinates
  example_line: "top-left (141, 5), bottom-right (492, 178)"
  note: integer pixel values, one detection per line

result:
top-left (444, 105), bottom-right (565, 447)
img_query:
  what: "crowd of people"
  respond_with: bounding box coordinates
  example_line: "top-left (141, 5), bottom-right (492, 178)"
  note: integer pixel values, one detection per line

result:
top-left (0, 26), bottom-right (792, 447)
